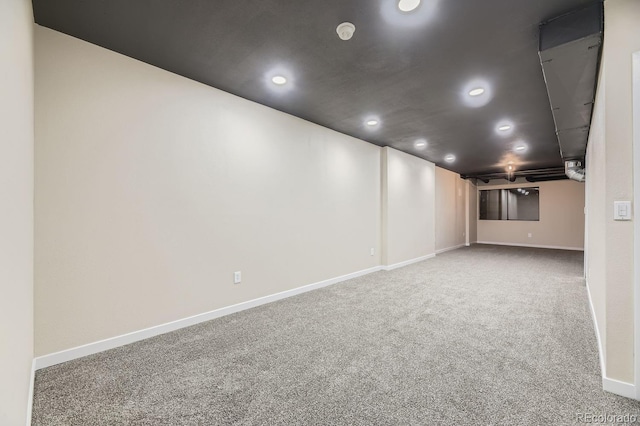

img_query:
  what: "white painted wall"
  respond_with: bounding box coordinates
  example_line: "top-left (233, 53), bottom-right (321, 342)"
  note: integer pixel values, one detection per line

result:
top-left (634, 49), bottom-right (640, 400)
top-left (477, 180), bottom-right (585, 250)
top-left (435, 167), bottom-right (466, 252)
top-left (0, 0), bottom-right (34, 424)
top-left (35, 27), bottom-right (381, 356)
top-left (585, 0), bottom-right (640, 388)
top-left (466, 180), bottom-right (478, 245)
top-left (586, 61), bottom-right (607, 374)
top-left (381, 147), bottom-right (435, 266)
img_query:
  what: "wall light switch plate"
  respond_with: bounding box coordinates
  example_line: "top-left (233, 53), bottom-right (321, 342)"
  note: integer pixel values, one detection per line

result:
top-left (370, 248), bottom-right (375, 256)
top-left (234, 271), bottom-right (241, 284)
top-left (614, 201), bottom-right (632, 221)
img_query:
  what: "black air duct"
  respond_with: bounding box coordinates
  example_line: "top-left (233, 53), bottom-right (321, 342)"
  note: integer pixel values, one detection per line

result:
top-left (539, 2), bottom-right (604, 182)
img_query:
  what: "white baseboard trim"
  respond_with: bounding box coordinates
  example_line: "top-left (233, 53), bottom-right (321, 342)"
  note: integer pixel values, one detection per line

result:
top-left (436, 244), bottom-right (465, 255)
top-left (34, 265), bottom-right (383, 370)
top-left (604, 377), bottom-right (637, 400)
top-left (586, 280), bottom-right (638, 400)
top-left (382, 253), bottom-right (435, 271)
top-left (26, 358), bottom-right (35, 426)
top-left (476, 241), bottom-right (584, 251)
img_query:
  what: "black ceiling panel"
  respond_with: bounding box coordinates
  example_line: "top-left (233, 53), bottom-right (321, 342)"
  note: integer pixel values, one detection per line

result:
top-left (32, 0), bottom-right (598, 176)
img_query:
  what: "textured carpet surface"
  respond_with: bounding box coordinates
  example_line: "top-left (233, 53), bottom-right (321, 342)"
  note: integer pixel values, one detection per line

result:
top-left (33, 245), bottom-right (640, 425)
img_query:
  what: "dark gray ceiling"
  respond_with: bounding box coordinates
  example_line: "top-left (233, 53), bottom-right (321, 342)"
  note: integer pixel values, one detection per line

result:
top-left (32, 0), bottom-right (597, 176)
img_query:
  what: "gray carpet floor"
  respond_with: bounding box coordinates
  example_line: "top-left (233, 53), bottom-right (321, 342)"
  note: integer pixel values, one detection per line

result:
top-left (33, 245), bottom-right (640, 425)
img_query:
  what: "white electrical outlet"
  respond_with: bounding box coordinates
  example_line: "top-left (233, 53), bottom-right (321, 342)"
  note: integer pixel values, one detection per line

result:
top-left (234, 271), bottom-right (241, 284)
top-left (370, 248), bottom-right (375, 256)
top-left (528, 233), bottom-right (532, 238)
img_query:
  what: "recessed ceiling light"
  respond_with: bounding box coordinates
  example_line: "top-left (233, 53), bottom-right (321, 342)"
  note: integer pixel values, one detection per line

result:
top-left (398, 0), bottom-right (421, 12)
top-left (495, 121), bottom-right (514, 135)
top-left (444, 154), bottom-right (456, 163)
top-left (414, 139), bottom-right (427, 149)
top-left (366, 119), bottom-right (379, 126)
top-left (382, 0), bottom-right (436, 28)
top-left (462, 79), bottom-right (492, 108)
top-left (271, 75), bottom-right (287, 85)
top-left (514, 143), bottom-right (528, 153)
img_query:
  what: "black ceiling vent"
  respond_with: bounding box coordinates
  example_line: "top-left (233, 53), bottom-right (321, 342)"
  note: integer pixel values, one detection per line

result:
top-left (462, 167), bottom-right (568, 184)
top-left (539, 2), bottom-right (604, 165)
